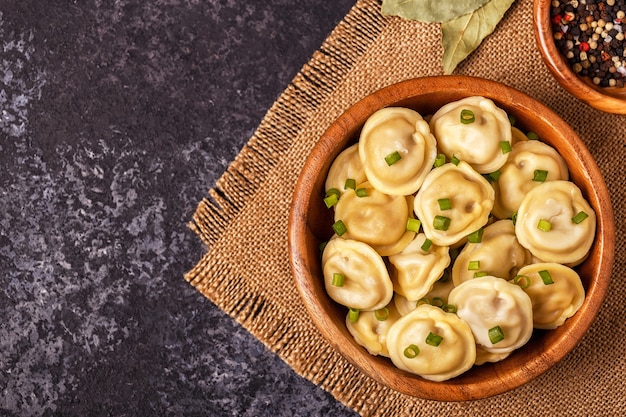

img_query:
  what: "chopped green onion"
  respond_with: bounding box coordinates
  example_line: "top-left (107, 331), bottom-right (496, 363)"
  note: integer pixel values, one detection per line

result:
top-left (537, 218), bottom-right (552, 232)
top-left (403, 344), bottom-right (420, 358)
top-left (539, 269), bottom-right (554, 285)
top-left (508, 114), bottom-right (517, 126)
top-left (473, 271), bottom-right (488, 278)
top-left (488, 326), bottom-right (505, 344)
top-left (425, 331), bottom-right (443, 347)
top-left (486, 170), bottom-right (501, 182)
top-left (420, 238), bottom-right (433, 252)
top-left (332, 273), bottom-right (345, 287)
top-left (533, 169), bottom-right (548, 182)
top-left (460, 109), bottom-right (475, 124)
top-left (355, 187), bottom-right (368, 197)
top-left (348, 308), bottom-right (360, 323)
top-left (451, 155), bottom-right (461, 166)
top-left (374, 307), bottom-right (389, 321)
top-left (332, 220), bottom-right (347, 236)
top-left (527, 131), bottom-right (540, 140)
top-left (416, 298), bottom-right (430, 307)
top-left (326, 188), bottom-right (341, 198)
top-left (406, 218), bottom-right (421, 233)
top-left (572, 211), bottom-right (589, 224)
top-left (511, 211), bottom-right (518, 226)
top-left (433, 215), bottom-right (451, 231)
top-left (468, 260), bottom-right (481, 271)
top-left (513, 274), bottom-right (531, 289)
top-left (438, 198), bottom-right (452, 211)
top-left (323, 193), bottom-right (339, 208)
top-left (384, 151), bottom-right (402, 166)
top-left (434, 153), bottom-right (446, 167)
top-left (499, 141), bottom-right (512, 154)
top-left (431, 297), bottom-right (445, 308)
top-left (442, 304), bottom-right (457, 314)
top-left (467, 228), bottom-right (484, 243)
top-left (319, 241), bottom-right (327, 255)
top-left (344, 178), bottom-right (356, 190)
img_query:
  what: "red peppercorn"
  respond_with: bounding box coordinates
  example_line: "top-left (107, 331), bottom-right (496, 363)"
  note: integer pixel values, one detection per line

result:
top-left (580, 41), bottom-right (591, 52)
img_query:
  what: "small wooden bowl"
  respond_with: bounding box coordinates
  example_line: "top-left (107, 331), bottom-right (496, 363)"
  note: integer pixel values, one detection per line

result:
top-left (534, 0), bottom-right (626, 114)
top-left (288, 76), bottom-right (614, 401)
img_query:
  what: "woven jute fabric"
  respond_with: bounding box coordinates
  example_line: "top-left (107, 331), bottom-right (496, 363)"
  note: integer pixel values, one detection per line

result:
top-left (185, 0), bottom-right (626, 415)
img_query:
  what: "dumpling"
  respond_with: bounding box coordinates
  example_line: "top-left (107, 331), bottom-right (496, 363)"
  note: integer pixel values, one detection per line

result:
top-left (322, 238), bottom-right (393, 311)
top-left (474, 345), bottom-right (511, 366)
top-left (358, 107), bottom-right (437, 196)
top-left (393, 278), bottom-right (456, 316)
top-left (492, 140), bottom-right (569, 219)
top-left (334, 181), bottom-right (414, 256)
top-left (386, 304), bottom-right (476, 381)
top-left (346, 302), bottom-right (402, 357)
top-left (324, 144), bottom-right (368, 196)
top-left (448, 276), bottom-right (533, 354)
top-left (429, 96), bottom-right (512, 174)
top-left (510, 126), bottom-right (529, 146)
top-left (387, 233), bottom-right (451, 301)
top-left (515, 180), bottom-right (596, 266)
top-left (414, 161), bottom-right (494, 247)
top-left (451, 220), bottom-right (533, 286)
top-left (513, 263), bottom-right (585, 330)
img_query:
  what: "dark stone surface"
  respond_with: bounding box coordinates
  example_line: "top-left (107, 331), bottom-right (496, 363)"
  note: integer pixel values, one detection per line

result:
top-left (0, 1), bottom-right (359, 416)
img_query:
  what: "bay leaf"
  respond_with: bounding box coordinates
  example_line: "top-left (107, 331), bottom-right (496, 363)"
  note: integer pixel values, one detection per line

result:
top-left (441, 0), bottom-right (515, 74)
top-left (381, 0), bottom-right (490, 23)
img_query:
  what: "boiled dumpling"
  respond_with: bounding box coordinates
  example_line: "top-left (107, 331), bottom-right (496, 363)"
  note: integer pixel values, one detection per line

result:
top-left (334, 181), bottom-right (414, 256)
top-left (513, 263), bottom-right (585, 330)
top-left (325, 144), bottom-right (368, 196)
top-left (322, 238), bottom-right (393, 311)
top-left (429, 96), bottom-right (512, 174)
top-left (393, 278), bottom-right (456, 316)
top-left (387, 233), bottom-right (451, 301)
top-left (386, 304), bottom-right (476, 381)
top-left (346, 302), bottom-right (402, 357)
top-left (414, 161), bottom-right (494, 247)
top-left (358, 107), bottom-right (437, 196)
top-left (451, 220), bottom-right (532, 286)
top-left (492, 140), bottom-right (569, 219)
top-left (448, 276), bottom-right (533, 354)
top-left (515, 180), bottom-right (596, 266)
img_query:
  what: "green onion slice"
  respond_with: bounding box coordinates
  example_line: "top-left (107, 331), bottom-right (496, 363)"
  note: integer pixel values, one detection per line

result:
top-left (467, 228), bottom-right (484, 243)
top-left (533, 169), bottom-right (548, 182)
top-left (332, 273), bottom-right (345, 287)
top-left (486, 170), bottom-right (501, 182)
top-left (572, 211), bottom-right (589, 224)
top-left (488, 326), bottom-right (505, 344)
top-left (468, 260), bottom-right (480, 271)
top-left (403, 344), bottom-right (420, 358)
top-left (438, 198), bottom-right (452, 211)
top-left (434, 153), bottom-right (446, 167)
top-left (499, 141), bottom-right (512, 154)
top-left (473, 271), bottom-right (488, 278)
top-left (511, 211), bottom-right (518, 226)
top-left (527, 131), bottom-right (540, 140)
top-left (433, 215), bottom-right (451, 231)
top-left (539, 269), bottom-right (554, 285)
top-left (537, 218), bottom-right (552, 232)
top-left (355, 187), bottom-right (368, 197)
top-left (425, 331), bottom-right (443, 347)
top-left (323, 193), bottom-right (339, 208)
top-left (406, 218), bottom-right (421, 233)
top-left (325, 188), bottom-right (341, 198)
top-left (420, 238), bottom-right (433, 252)
top-left (508, 114), bottom-right (517, 126)
top-left (344, 178), bottom-right (356, 190)
top-left (451, 155), bottom-right (461, 166)
top-left (442, 304), bottom-right (457, 314)
top-left (374, 307), bottom-right (389, 321)
top-left (348, 308), bottom-right (360, 323)
top-left (460, 109), bottom-right (475, 124)
top-left (431, 297), bottom-right (445, 308)
top-left (385, 151), bottom-right (402, 166)
top-left (416, 298), bottom-right (430, 307)
top-left (332, 220), bottom-right (347, 236)
top-left (513, 274), bottom-right (531, 289)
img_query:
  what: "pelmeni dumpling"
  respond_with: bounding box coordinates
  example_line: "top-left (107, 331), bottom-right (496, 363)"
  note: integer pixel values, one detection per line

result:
top-left (386, 304), bottom-right (476, 381)
top-left (393, 278), bottom-right (456, 316)
top-left (414, 161), bottom-right (494, 247)
top-left (335, 182), bottom-right (414, 256)
top-left (513, 263), bottom-right (585, 330)
top-left (515, 180), bottom-right (596, 266)
top-left (322, 238), bottom-right (393, 311)
top-left (358, 107), bottom-right (437, 196)
top-left (475, 346), bottom-right (511, 366)
top-left (492, 140), bottom-right (569, 219)
top-left (452, 220), bottom-right (532, 286)
top-left (387, 233), bottom-right (451, 300)
top-left (346, 302), bottom-right (402, 357)
top-left (510, 126), bottom-right (529, 145)
top-left (429, 96), bottom-right (512, 174)
top-left (325, 144), bottom-right (367, 196)
top-left (448, 276), bottom-right (533, 354)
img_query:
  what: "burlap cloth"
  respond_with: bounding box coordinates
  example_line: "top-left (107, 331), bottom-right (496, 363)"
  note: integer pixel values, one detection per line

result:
top-left (185, 0), bottom-right (625, 415)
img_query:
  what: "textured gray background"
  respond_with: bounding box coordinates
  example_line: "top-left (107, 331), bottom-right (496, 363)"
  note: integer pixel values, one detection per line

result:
top-left (0, 1), bottom-right (359, 415)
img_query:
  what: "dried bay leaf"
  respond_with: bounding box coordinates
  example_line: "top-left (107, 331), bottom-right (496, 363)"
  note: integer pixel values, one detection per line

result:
top-left (441, 0), bottom-right (515, 74)
top-left (381, 0), bottom-right (490, 23)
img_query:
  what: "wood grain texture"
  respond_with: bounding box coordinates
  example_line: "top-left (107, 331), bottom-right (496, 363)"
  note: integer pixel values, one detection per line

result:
top-left (288, 75), bottom-right (615, 401)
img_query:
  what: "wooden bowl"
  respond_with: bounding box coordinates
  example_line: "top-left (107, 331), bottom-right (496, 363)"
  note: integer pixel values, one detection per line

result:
top-left (288, 76), bottom-right (614, 401)
top-left (534, 0), bottom-right (626, 114)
